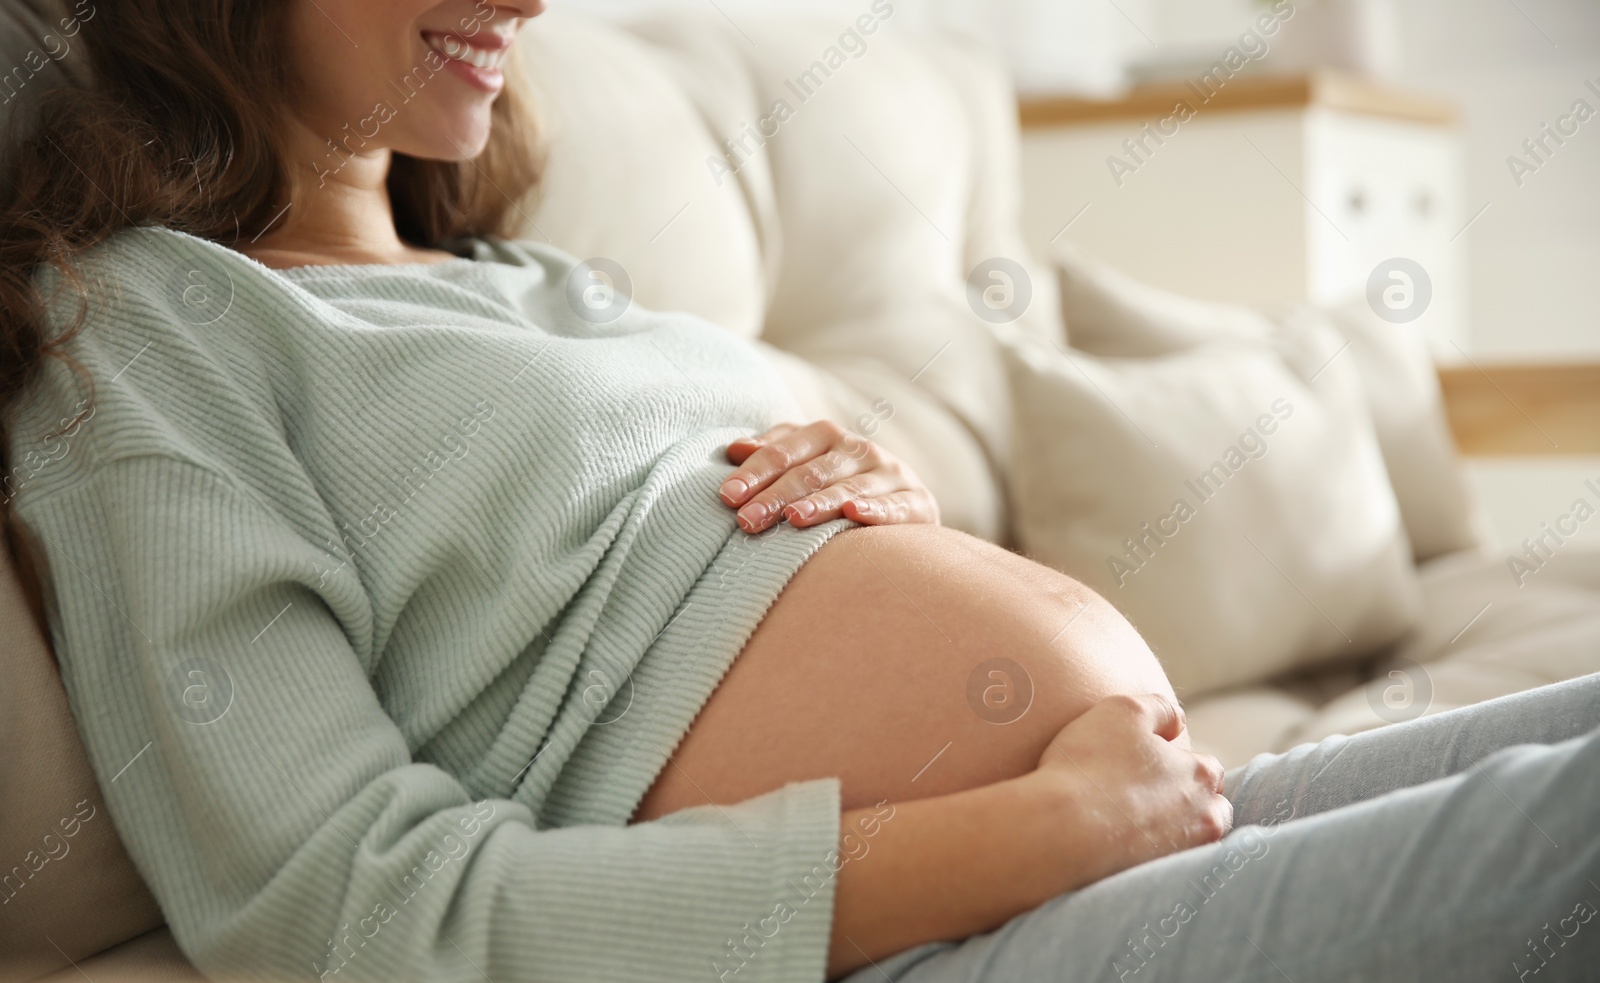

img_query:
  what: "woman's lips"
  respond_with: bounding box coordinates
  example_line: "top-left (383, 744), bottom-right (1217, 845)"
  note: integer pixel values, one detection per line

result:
top-left (422, 30), bottom-right (510, 95)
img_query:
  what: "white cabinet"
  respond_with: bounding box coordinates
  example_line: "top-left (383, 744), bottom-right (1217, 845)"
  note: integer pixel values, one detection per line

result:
top-left (1018, 73), bottom-right (1468, 356)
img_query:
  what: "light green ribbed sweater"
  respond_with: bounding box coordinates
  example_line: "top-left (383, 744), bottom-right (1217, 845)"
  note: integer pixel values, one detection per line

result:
top-left (5, 226), bottom-right (853, 983)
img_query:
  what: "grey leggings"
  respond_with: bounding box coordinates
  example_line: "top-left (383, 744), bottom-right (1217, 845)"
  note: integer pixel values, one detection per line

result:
top-left (842, 673), bottom-right (1600, 983)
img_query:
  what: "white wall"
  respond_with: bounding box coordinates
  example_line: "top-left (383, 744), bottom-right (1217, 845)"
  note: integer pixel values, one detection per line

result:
top-left (1393, 0), bottom-right (1600, 360)
top-left (1143, 0), bottom-right (1600, 359)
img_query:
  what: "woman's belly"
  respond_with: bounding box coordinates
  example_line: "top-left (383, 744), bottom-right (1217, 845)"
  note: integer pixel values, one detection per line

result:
top-left (631, 523), bottom-right (1176, 822)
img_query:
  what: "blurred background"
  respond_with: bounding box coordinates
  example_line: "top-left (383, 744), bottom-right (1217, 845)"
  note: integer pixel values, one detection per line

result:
top-left (558, 0), bottom-right (1599, 553)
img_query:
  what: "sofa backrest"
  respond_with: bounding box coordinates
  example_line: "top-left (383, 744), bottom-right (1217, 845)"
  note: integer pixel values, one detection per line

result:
top-left (507, 11), bottom-right (774, 342)
top-left (516, 9), bottom-right (1059, 540)
top-left (0, 0), bottom-right (89, 149)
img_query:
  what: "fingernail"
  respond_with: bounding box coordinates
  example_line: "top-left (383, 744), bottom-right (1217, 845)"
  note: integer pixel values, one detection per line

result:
top-left (738, 502), bottom-right (767, 529)
top-left (853, 500), bottom-right (872, 515)
top-left (787, 500), bottom-right (815, 522)
top-left (720, 478), bottom-right (747, 504)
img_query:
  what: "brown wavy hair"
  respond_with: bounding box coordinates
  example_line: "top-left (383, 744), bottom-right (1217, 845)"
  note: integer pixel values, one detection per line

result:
top-left (0, 0), bottom-right (543, 506)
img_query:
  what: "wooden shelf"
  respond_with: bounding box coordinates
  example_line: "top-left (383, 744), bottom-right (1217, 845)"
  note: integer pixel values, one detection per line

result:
top-left (1019, 71), bottom-right (1457, 130)
top-left (1439, 362), bottom-right (1600, 457)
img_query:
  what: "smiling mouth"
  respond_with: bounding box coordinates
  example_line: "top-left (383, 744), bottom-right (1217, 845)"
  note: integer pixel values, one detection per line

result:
top-left (423, 31), bottom-right (512, 72)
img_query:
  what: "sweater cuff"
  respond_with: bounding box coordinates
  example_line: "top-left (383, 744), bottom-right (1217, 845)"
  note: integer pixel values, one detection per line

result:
top-left (660, 776), bottom-right (843, 983)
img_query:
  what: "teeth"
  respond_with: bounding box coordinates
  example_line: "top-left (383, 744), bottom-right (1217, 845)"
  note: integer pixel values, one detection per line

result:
top-left (425, 34), bottom-right (509, 72)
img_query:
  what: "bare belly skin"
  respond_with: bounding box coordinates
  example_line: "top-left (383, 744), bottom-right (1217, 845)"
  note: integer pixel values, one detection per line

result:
top-left (631, 524), bottom-right (1176, 822)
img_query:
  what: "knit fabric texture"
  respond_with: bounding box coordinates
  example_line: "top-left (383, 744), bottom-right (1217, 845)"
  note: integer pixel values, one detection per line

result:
top-left (4, 226), bottom-right (851, 983)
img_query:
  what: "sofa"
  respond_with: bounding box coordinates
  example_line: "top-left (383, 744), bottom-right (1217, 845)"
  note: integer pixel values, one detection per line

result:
top-left (4, 2), bottom-right (1598, 980)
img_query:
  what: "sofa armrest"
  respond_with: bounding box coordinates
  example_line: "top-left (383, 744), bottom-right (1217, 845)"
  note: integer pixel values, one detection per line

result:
top-left (1439, 362), bottom-right (1600, 456)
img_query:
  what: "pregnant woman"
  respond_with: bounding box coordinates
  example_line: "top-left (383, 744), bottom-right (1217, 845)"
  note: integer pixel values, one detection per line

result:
top-left (2, 2), bottom-right (1596, 982)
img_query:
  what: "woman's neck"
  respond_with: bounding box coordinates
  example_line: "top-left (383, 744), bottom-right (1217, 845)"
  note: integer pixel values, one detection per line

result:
top-left (241, 125), bottom-right (458, 270)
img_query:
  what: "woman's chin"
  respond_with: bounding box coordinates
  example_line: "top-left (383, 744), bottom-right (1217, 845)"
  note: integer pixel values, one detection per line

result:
top-left (404, 120), bottom-right (493, 162)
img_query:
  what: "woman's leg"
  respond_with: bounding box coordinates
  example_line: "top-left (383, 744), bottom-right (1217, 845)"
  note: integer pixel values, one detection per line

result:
top-left (633, 523), bottom-right (1176, 820)
top-left (842, 703), bottom-right (1600, 983)
top-left (1227, 671), bottom-right (1600, 826)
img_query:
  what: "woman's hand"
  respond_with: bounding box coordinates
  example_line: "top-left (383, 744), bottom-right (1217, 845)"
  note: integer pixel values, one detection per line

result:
top-left (1034, 693), bottom-right (1232, 882)
top-left (720, 420), bottom-right (940, 534)
top-left (826, 693), bottom-right (1230, 978)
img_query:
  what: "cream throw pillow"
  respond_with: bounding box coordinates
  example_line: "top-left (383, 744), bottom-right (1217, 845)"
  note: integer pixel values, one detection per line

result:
top-left (1285, 301), bottom-right (1486, 562)
top-left (1054, 245), bottom-right (1485, 563)
top-left (1004, 259), bottom-right (1423, 696)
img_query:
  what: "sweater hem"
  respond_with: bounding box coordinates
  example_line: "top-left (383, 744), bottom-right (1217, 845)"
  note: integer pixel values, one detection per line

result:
top-left (543, 516), bottom-right (855, 830)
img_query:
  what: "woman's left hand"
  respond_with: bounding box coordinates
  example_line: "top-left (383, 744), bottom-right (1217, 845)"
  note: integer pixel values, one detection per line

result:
top-left (720, 420), bottom-right (940, 533)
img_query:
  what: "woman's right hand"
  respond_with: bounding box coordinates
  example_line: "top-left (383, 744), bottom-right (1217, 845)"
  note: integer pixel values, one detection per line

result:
top-left (1034, 693), bottom-right (1233, 884)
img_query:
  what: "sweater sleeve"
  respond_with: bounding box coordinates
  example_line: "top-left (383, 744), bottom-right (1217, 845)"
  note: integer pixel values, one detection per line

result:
top-left (21, 453), bottom-right (844, 983)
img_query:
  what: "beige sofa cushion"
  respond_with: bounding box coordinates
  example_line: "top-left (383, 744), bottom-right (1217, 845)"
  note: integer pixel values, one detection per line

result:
top-left (1003, 261), bottom-right (1422, 697)
top-left (0, 521), bottom-right (164, 980)
top-left (35, 927), bottom-right (204, 983)
top-left (0, 0), bottom-right (93, 158)
top-left (1293, 545), bottom-right (1600, 745)
top-left (1182, 688), bottom-right (1323, 770)
top-left (1187, 546), bottom-right (1600, 767)
top-left (513, 12), bottom-right (771, 343)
